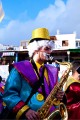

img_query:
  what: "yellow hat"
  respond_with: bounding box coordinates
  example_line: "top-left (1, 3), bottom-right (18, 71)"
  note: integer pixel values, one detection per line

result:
top-left (29, 28), bottom-right (50, 43)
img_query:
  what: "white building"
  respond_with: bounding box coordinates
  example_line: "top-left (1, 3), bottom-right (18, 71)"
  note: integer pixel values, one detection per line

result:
top-left (54, 31), bottom-right (80, 50)
top-left (0, 44), bottom-right (19, 51)
top-left (20, 31), bottom-right (80, 51)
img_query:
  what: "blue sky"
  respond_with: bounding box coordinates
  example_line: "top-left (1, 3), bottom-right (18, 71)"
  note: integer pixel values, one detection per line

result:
top-left (0, 0), bottom-right (80, 46)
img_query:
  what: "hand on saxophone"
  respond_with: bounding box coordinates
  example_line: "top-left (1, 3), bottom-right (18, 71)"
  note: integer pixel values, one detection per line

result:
top-left (25, 109), bottom-right (40, 120)
top-left (55, 90), bottom-right (65, 101)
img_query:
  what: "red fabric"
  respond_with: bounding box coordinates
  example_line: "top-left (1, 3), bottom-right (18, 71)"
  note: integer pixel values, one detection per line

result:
top-left (0, 87), bottom-right (4, 93)
top-left (13, 101), bottom-right (25, 113)
top-left (66, 82), bottom-right (80, 120)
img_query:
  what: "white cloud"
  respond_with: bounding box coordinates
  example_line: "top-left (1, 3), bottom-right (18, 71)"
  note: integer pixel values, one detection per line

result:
top-left (0, 0), bottom-right (80, 46)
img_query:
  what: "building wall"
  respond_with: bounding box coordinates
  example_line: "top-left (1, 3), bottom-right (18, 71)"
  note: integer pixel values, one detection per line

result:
top-left (20, 33), bottom-right (80, 50)
top-left (55, 33), bottom-right (76, 49)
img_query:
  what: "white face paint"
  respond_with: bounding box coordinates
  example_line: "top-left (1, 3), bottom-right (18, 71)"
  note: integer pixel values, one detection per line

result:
top-left (43, 52), bottom-right (50, 60)
top-left (43, 52), bottom-right (54, 61)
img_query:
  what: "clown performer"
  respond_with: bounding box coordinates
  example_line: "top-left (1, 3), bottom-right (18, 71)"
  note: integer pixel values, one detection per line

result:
top-left (2, 28), bottom-right (66, 120)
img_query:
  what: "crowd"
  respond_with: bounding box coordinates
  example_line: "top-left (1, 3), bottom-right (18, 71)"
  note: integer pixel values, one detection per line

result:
top-left (0, 27), bottom-right (80, 120)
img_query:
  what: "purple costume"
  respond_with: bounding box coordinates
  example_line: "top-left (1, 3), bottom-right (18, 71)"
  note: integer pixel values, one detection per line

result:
top-left (3, 60), bottom-right (58, 114)
top-left (13, 60), bottom-right (58, 99)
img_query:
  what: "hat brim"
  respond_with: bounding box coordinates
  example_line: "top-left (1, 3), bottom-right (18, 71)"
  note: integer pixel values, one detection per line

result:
top-left (29, 38), bottom-right (50, 43)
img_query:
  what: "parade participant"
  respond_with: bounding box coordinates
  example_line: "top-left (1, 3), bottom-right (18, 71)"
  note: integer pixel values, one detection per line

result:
top-left (0, 76), bottom-right (4, 114)
top-left (2, 28), bottom-right (65, 120)
top-left (64, 61), bottom-right (80, 120)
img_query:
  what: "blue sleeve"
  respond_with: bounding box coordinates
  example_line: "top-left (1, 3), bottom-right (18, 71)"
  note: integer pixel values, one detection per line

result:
top-left (2, 68), bottom-right (44, 111)
top-left (2, 68), bottom-right (26, 109)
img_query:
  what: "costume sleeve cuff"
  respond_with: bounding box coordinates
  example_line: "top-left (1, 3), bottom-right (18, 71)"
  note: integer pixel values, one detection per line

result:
top-left (13, 101), bottom-right (25, 113)
top-left (16, 105), bottom-right (29, 120)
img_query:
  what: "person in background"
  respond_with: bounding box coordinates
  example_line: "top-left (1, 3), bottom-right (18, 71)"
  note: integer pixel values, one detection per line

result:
top-left (2, 28), bottom-right (65, 120)
top-left (1, 58), bottom-right (6, 65)
top-left (64, 61), bottom-right (80, 120)
top-left (0, 76), bottom-right (4, 114)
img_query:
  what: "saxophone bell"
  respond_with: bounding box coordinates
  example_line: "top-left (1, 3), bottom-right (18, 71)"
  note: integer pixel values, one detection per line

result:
top-left (47, 103), bottom-right (68, 120)
top-left (59, 102), bottom-right (68, 120)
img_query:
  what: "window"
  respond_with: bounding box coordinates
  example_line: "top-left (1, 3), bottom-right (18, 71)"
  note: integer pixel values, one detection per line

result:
top-left (76, 42), bottom-right (78, 47)
top-left (62, 40), bottom-right (68, 46)
top-left (76, 41), bottom-right (80, 47)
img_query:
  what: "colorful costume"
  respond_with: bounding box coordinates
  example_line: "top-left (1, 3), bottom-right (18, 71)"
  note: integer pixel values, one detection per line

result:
top-left (0, 82), bottom-right (4, 113)
top-left (3, 60), bottom-right (58, 119)
top-left (65, 76), bottom-right (80, 120)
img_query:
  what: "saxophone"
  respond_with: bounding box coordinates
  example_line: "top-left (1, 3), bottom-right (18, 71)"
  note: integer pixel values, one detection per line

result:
top-left (37, 61), bottom-right (72, 120)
